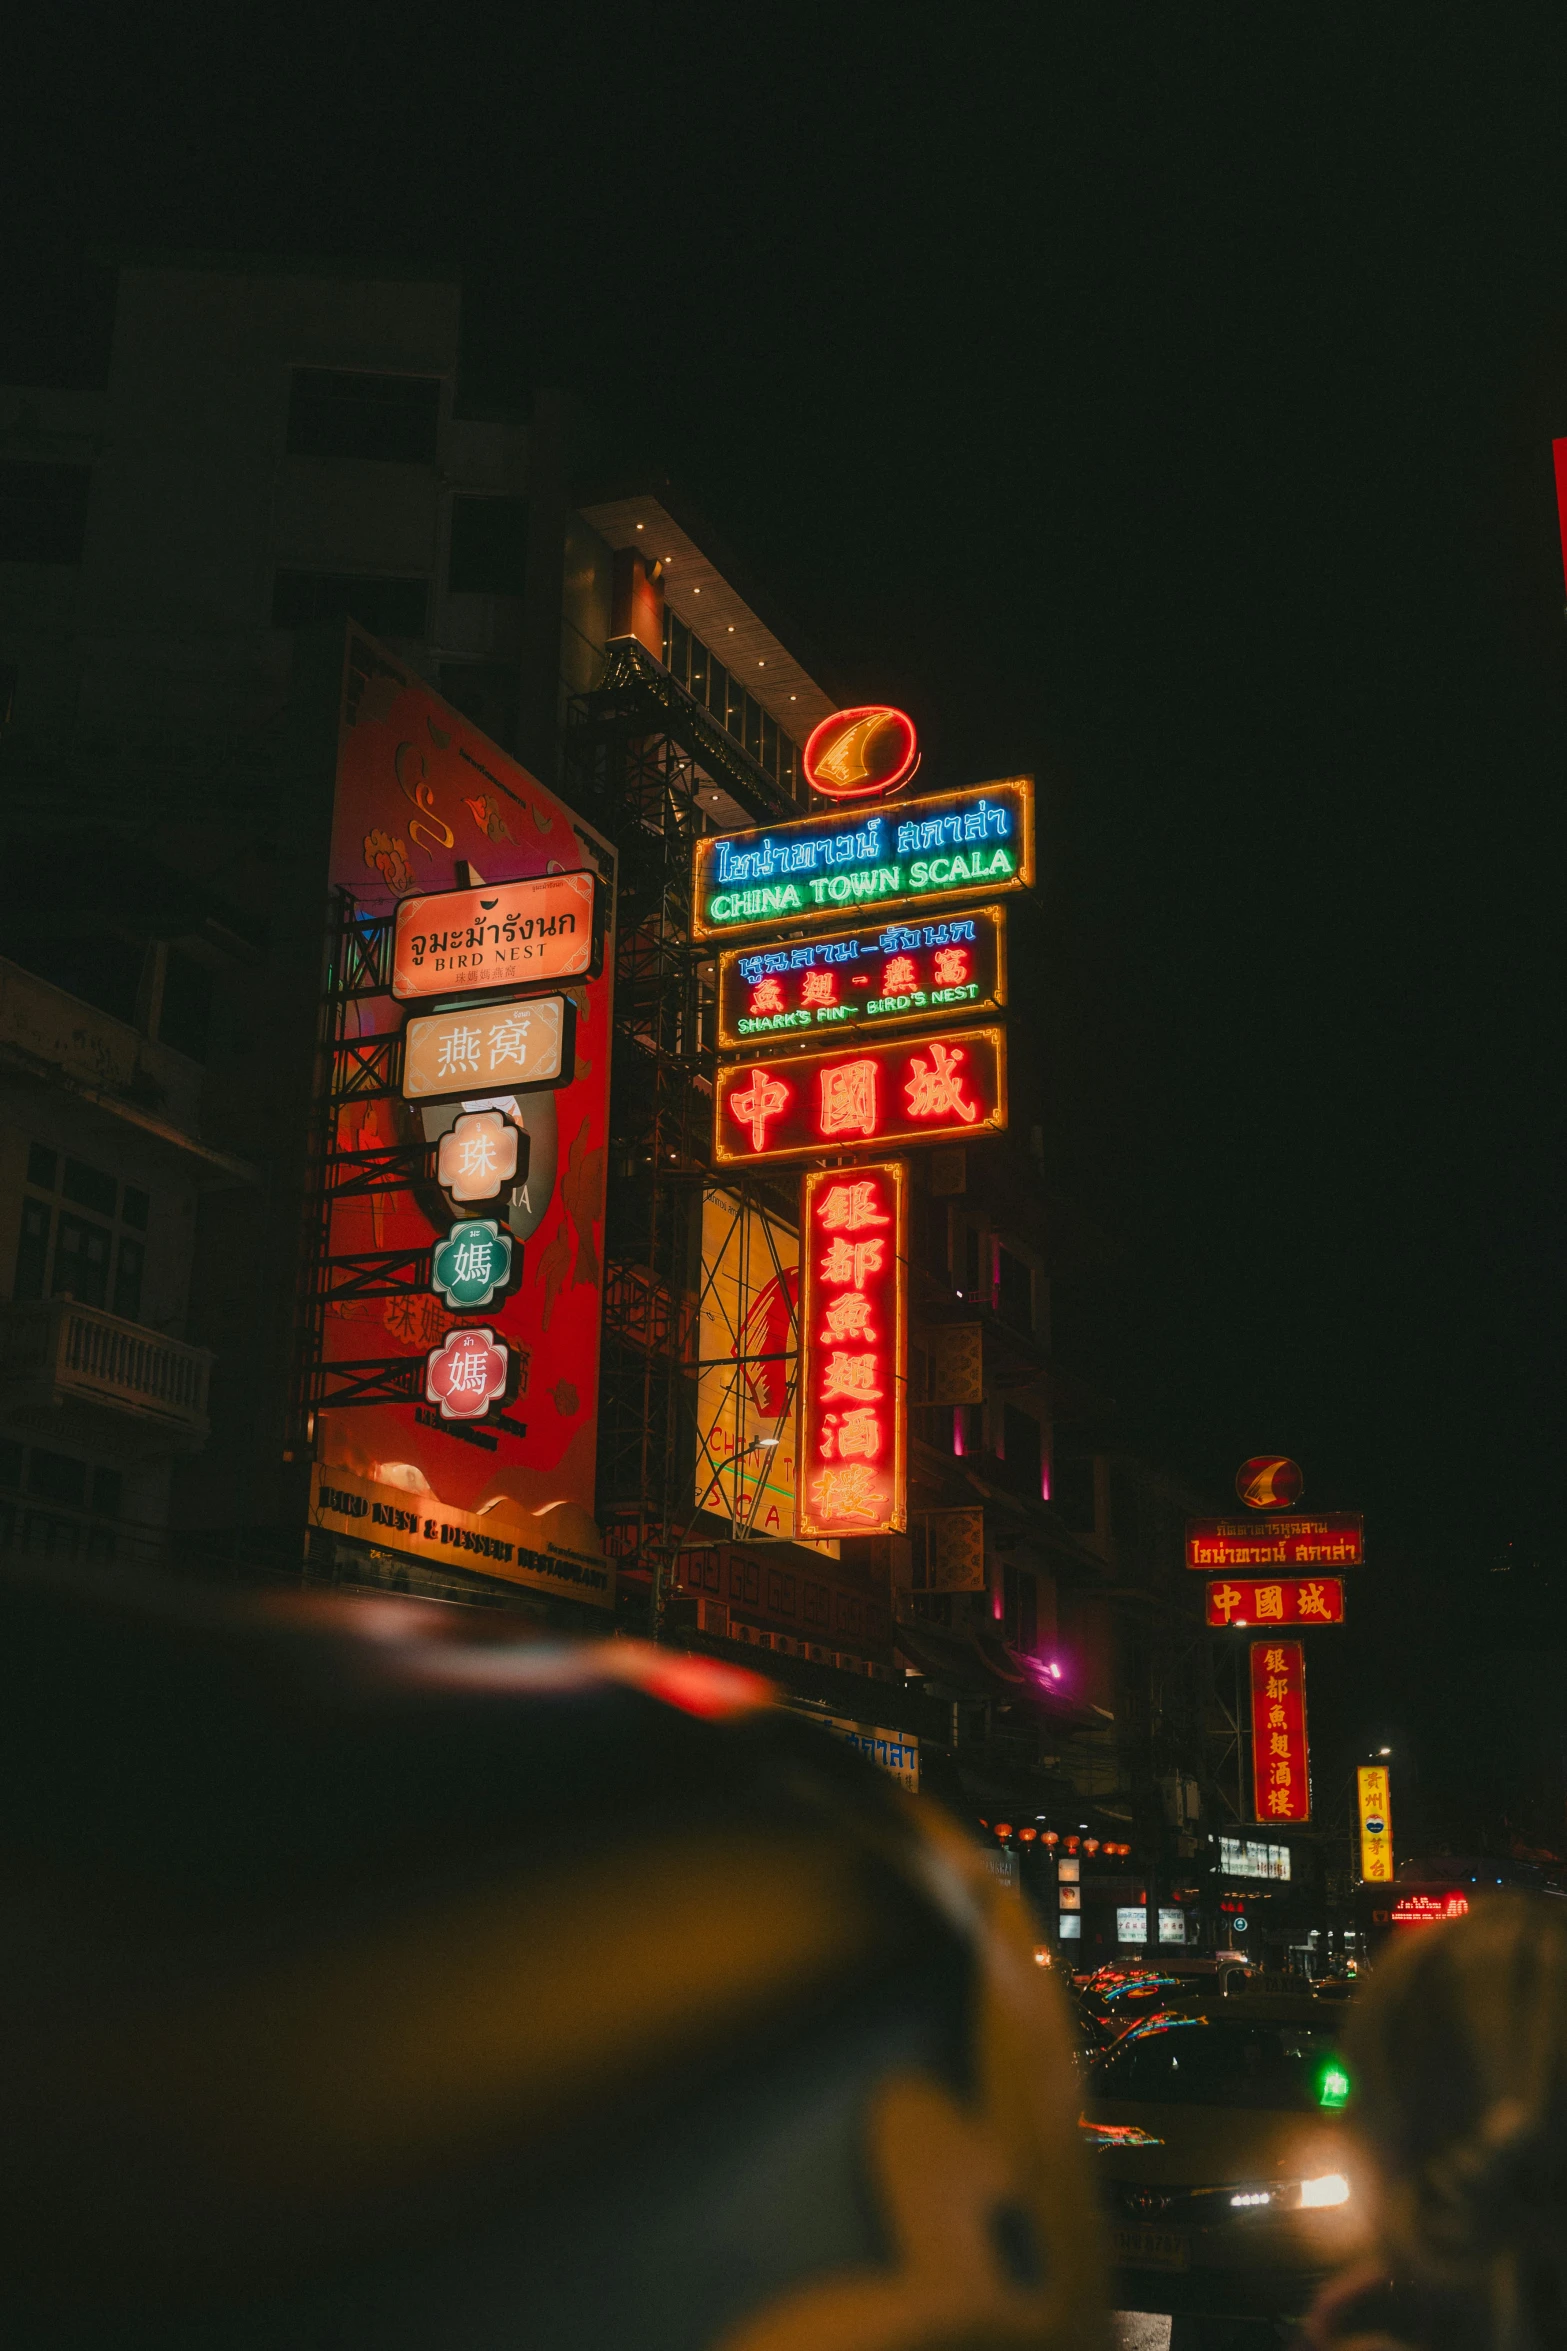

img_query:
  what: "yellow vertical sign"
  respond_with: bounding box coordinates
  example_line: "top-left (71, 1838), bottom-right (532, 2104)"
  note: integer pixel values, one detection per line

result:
top-left (1357, 1764), bottom-right (1393, 1882)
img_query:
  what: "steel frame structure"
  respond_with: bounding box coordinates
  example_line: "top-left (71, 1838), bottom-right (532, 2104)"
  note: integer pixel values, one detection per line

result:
top-left (563, 639), bottom-right (797, 1630)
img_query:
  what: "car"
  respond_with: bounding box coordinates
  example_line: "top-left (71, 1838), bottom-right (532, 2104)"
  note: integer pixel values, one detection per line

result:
top-left (1079, 1997), bottom-right (1363, 2342)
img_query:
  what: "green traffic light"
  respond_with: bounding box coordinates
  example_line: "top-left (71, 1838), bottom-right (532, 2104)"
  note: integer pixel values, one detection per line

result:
top-left (1318, 2064), bottom-right (1351, 2109)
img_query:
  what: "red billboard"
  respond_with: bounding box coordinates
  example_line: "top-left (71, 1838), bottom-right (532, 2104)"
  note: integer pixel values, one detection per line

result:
top-left (1251, 1640), bottom-right (1310, 1824)
top-left (310, 629), bottom-right (615, 1601)
top-left (797, 1163), bottom-right (908, 1539)
top-left (713, 1026), bottom-right (1006, 1165)
top-left (1207, 1577), bottom-right (1345, 1627)
top-left (1186, 1514), bottom-right (1363, 1570)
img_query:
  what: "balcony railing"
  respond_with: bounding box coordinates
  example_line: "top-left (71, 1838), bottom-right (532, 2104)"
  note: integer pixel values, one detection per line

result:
top-left (0, 1298), bottom-right (213, 1451)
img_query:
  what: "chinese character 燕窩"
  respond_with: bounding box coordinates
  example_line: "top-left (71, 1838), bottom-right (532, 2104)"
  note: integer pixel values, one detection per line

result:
top-left (881, 954), bottom-right (918, 994)
top-left (818, 1181), bottom-right (890, 1233)
top-left (820, 1351), bottom-right (883, 1403)
top-left (818, 1058), bottom-right (879, 1139)
top-left (932, 947), bottom-right (970, 987)
top-left (801, 970), bottom-right (836, 1007)
top-left (903, 1039), bottom-right (979, 1125)
top-left (730, 1065), bottom-right (791, 1152)
top-left (486, 1010), bottom-right (534, 1070)
top-left (821, 1290), bottom-right (878, 1342)
top-left (436, 1024), bottom-right (481, 1079)
top-left (819, 1236), bottom-right (885, 1289)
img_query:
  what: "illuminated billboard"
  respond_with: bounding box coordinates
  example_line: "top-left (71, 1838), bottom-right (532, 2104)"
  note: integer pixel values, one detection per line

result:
top-left (693, 1186), bottom-right (835, 1550)
top-left (802, 706), bottom-right (920, 800)
top-left (713, 1026), bottom-right (1006, 1166)
top-left (716, 908), bottom-right (1005, 1051)
top-left (1206, 1577), bottom-right (1345, 1627)
top-left (312, 629), bottom-right (615, 1595)
top-left (1186, 1514), bottom-right (1363, 1570)
top-left (391, 871), bottom-right (599, 998)
top-left (797, 1162), bottom-right (908, 1539)
top-left (691, 778), bottom-right (1033, 940)
top-left (1357, 1764), bottom-right (1394, 1884)
top-left (1251, 1640), bottom-right (1311, 1824)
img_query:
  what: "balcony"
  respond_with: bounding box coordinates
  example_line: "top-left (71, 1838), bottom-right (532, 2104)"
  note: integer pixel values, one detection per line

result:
top-left (0, 1299), bottom-right (213, 1455)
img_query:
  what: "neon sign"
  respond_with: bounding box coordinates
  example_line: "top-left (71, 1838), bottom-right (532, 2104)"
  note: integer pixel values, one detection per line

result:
top-left (424, 1326), bottom-right (513, 1422)
top-left (712, 1025), bottom-right (1007, 1165)
top-left (1186, 1514), bottom-right (1363, 1569)
top-left (802, 705), bottom-right (920, 800)
top-left (797, 1162), bottom-right (907, 1539)
top-left (1388, 1892), bottom-right (1469, 1924)
top-left (402, 995), bottom-right (571, 1100)
top-left (1250, 1639), bottom-right (1311, 1824)
top-left (716, 907), bottom-right (1006, 1049)
top-left (1206, 1577), bottom-right (1345, 1627)
top-left (691, 778), bottom-right (1034, 939)
top-left (392, 871), bottom-right (600, 999)
top-left (1358, 1764), bottom-right (1394, 1885)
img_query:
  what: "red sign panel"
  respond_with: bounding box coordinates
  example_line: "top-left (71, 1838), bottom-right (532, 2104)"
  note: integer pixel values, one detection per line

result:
top-left (1207, 1577), bottom-right (1345, 1628)
top-left (1236, 1455), bottom-right (1304, 1508)
top-left (1251, 1640), bottom-right (1310, 1824)
top-left (1186, 1515), bottom-right (1363, 1570)
top-left (803, 705), bottom-right (920, 800)
top-left (391, 870), bottom-right (599, 1000)
top-left (316, 630), bottom-right (615, 1591)
top-left (716, 907), bottom-right (1005, 1051)
top-left (797, 1162), bottom-right (908, 1539)
top-left (1386, 1891), bottom-right (1470, 1926)
top-left (713, 1026), bottom-right (1006, 1165)
top-left (424, 1327), bottom-right (513, 1422)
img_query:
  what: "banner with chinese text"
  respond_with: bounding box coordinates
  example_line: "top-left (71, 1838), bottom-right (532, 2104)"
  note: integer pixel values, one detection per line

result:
top-left (1206, 1577), bottom-right (1345, 1627)
top-left (715, 1026), bottom-right (1006, 1165)
top-left (797, 1162), bottom-right (908, 1538)
top-left (1358, 1763), bottom-right (1394, 1883)
top-left (716, 907), bottom-right (1006, 1051)
top-left (1250, 1639), bottom-right (1310, 1823)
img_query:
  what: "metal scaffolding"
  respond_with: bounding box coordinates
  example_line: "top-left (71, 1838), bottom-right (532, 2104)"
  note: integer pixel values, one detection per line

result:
top-left (561, 638), bottom-right (797, 1627)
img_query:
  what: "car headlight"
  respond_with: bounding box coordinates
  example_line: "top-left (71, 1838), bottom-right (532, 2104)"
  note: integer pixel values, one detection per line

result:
top-left (1299, 2172), bottom-right (1351, 2208)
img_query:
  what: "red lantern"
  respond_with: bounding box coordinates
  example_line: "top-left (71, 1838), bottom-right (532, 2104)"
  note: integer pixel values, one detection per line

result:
top-left (993, 1822), bottom-right (1012, 1840)
top-left (1083, 1837), bottom-right (1100, 1856)
top-left (1041, 1830), bottom-right (1059, 1848)
top-left (1018, 1826), bottom-right (1038, 1843)
top-left (1065, 1835), bottom-right (1080, 1855)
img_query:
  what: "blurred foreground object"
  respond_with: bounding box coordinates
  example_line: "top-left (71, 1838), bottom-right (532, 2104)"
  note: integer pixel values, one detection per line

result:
top-left (0, 1568), bottom-right (1107, 2350)
top-left (1308, 1893), bottom-right (1567, 2350)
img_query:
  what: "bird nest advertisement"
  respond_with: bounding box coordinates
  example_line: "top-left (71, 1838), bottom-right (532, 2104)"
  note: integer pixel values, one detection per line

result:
top-left (307, 629), bottom-right (616, 1606)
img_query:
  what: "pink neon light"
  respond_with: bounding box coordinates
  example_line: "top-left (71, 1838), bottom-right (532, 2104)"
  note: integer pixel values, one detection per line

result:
top-left (1554, 439), bottom-right (1567, 600)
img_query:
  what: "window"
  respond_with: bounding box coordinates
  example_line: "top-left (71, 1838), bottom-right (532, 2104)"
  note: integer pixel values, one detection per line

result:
top-left (13, 1150), bottom-right (148, 1322)
top-left (1091, 2018), bottom-right (1342, 2113)
top-left (438, 661), bottom-right (518, 751)
top-left (272, 570), bottom-right (430, 638)
top-left (0, 461), bottom-right (91, 562)
top-left (447, 496), bottom-right (528, 595)
top-left (158, 950), bottom-right (212, 1061)
top-left (286, 370), bottom-right (440, 464)
top-left (662, 617), bottom-right (803, 798)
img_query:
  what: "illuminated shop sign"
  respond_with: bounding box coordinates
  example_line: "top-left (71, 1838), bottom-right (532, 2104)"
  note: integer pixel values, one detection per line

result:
top-left (797, 1162), bottom-right (908, 1540)
top-left (1386, 1892), bottom-right (1469, 1925)
top-left (1219, 1837), bottom-right (1292, 1881)
top-left (424, 1327), bottom-right (513, 1422)
top-left (309, 1465), bottom-right (613, 1609)
top-left (692, 778), bottom-right (1033, 939)
top-left (1250, 1640), bottom-right (1311, 1824)
top-left (435, 1110), bottom-right (518, 1203)
top-left (1236, 1454), bottom-right (1304, 1508)
top-left (1207, 1576), bottom-right (1345, 1627)
top-left (716, 907), bottom-right (1005, 1050)
top-left (402, 995), bottom-right (571, 1099)
top-left (392, 870), bottom-right (599, 998)
top-left (803, 705), bottom-right (920, 800)
top-left (714, 1026), bottom-right (1006, 1166)
top-left (820, 1717), bottom-right (920, 1790)
top-left (1357, 1764), bottom-right (1394, 1885)
top-left (430, 1220), bottom-right (513, 1311)
top-left (1186, 1514), bottom-right (1363, 1570)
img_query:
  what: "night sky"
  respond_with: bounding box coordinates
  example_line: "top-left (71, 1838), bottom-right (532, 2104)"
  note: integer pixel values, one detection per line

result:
top-left (7, 15), bottom-right (1565, 1844)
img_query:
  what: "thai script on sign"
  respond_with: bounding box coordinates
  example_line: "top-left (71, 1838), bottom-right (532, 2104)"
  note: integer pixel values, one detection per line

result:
top-left (718, 909), bottom-right (1004, 1048)
top-left (1186, 1512), bottom-right (1363, 1569)
top-left (392, 870), bottom-right (597, 998)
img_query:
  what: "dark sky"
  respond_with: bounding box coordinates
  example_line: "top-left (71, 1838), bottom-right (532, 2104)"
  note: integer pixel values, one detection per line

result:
top-left (7, 12), bottom-right (1566, 1838)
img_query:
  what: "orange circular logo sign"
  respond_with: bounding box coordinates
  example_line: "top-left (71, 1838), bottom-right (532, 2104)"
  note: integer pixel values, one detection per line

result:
top-left (1235, 1456), bottom-right (1304, 1510)
top-left (802, 705), bottom-right (919, 800)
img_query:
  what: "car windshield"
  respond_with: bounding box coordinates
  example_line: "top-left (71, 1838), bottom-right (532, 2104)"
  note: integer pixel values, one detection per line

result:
top-left (1089, 2015), bottom-right (1346, 2113)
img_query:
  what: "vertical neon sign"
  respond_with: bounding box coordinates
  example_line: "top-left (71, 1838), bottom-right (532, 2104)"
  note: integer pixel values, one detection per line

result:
top-left (1250, 1639), bottom-right (1311, 1824)
top-left (796, 1161), bottom-right (908, 1539)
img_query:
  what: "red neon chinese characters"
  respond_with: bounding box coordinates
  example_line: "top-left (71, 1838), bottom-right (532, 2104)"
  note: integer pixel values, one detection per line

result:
top-left (729, 1065), bottom-right (791, 1152)
top-left (881, 955), bottom-right (919, 994)
top-left (749, 976), bottom-right (785, 1016)
top-left (819, 1058), bottom-right (879, 1139)
top-left (797, 1160), bottom-right (907, 1539)
top-left (1249, 1639), bottom-right (1311, 1824)
top-left (800, 969), bottom-right (836, 1008)
top-left (1206, 1577), bottom-right (1345, 1627)
top-left (904, 1039), bottom-right (979, 1124)
top-left (712, 1027), bottom-right (1006, 1163)
top-left (933, 946), bottom-right (969, 986)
